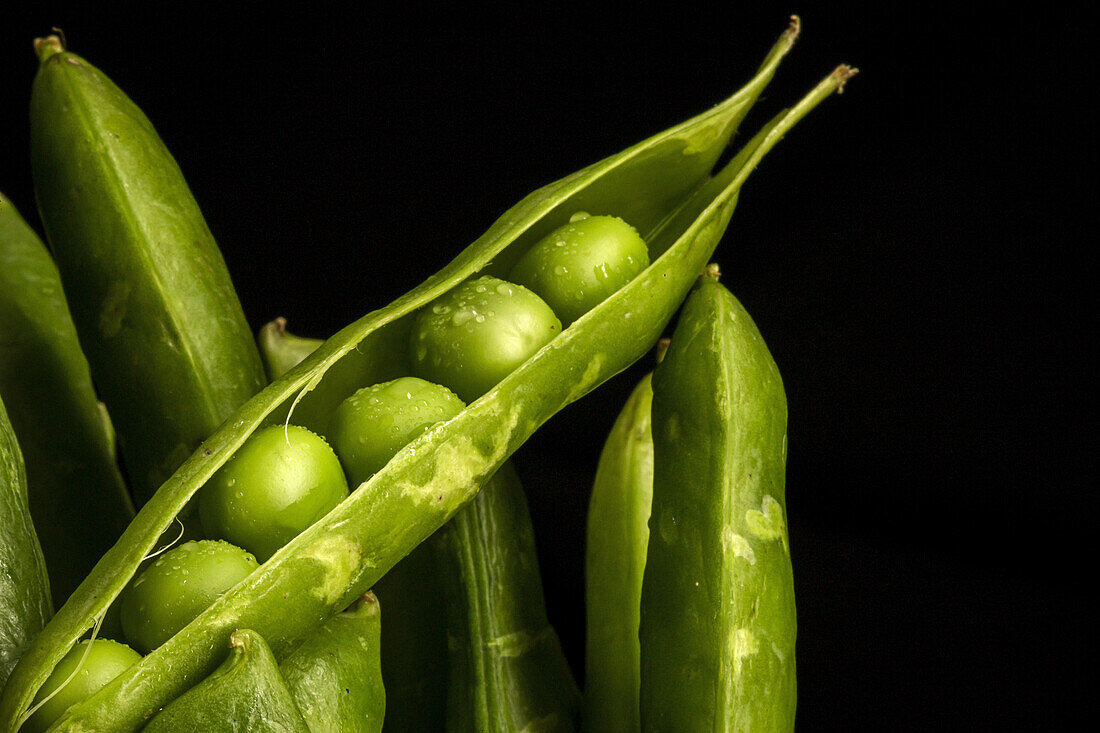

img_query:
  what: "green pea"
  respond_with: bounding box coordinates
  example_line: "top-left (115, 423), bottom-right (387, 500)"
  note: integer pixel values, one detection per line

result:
top-left (509, 212), bottom-right (650, 326)
top-left (198, 425), bottom-right (349, 561)
top-left (119, 540), bottom-right (258, 653)
top-left (24, 639), bottom-right (140, 733)
top-left (410, 276), bottom-right (561, 402)
top-left (328, 377), bottom-right (465, 485)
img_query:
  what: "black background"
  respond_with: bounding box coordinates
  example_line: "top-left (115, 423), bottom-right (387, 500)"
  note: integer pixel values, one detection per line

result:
top-left (2, 2), bottom-right (1090, 729)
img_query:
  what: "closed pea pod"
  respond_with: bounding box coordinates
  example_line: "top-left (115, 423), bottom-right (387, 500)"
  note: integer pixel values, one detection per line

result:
top-left (639, 267), bottom-right (796, 731)
top-left (583, 369), bottom-right (655, 733)
top-left (29, 36), bottom-right (266, 507)
top-left (0, 193), bottom-right (133, 604)
top-left (143, 629), bottom-right (308, 733)
top-left (0, 395), bottom-right (51, 686)
top-left (2, 28), bottom-right (853, 730)
top-left (279, 593), bottom-right (385, 733)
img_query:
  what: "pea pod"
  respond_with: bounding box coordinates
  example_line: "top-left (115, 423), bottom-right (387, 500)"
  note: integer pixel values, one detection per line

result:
top-left (438, 461), bottom-right (580, 732)
top-left (28, 36), bottom-right (267, 507)
top-left (0, 192), bottom-right (133, 604)
top-left (0, 396), bottom-right (51, 687)
top-left (258, 319), bottom-right (324, 382)
top-left (2, 32), bottom-right (850, 732)
top-left (639, 268), bottom-right (796, 731)
top-left (279, 593), bottom-right (385, 733)
top-left (582, 371), bottom-right (654, 733)
top-left (142, 629), bottom-right (308, 732)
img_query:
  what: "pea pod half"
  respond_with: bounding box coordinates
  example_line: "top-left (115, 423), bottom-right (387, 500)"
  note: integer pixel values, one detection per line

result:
top-left (583, 371), bottom-right (654, 733)
top-left (279, 593), bottom-right (385, 733)
top-left (2, 26), bottom-right (852, 731)
top-left (143, 629), bottom-right (308, 732)
top-left (29, 36), bottom-right (266, 506)
top-left (0, 193), bottom-right (133, 604)
top-left (639, 268), bottom-right (796, 731)
top-left (438, 461), bottom-right (580, 732)
top-left (0, 395), bottom-right (51, 687)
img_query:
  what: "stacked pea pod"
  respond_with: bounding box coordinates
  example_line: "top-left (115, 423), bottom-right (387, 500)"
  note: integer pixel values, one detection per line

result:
top-left (0, 17), bottom-right (852, 733)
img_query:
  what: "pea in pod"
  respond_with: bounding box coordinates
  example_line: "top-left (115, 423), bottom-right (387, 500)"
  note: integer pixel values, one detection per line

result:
top-left (582, 371), bottom-right (654, 733)
top-left (0, 395), bottom-right (52, 687)
top-left (28, 36), bottom-right (267, 507)
top-left (438, 461), bottom-right (580, 732)
top-left (2, 27), bottom-right (851, 731)
top-left (279, 593), bottom-right (385, 733)
top-left (142, 629), bottom-right (308, 732)
top-left (639, 267), bottom-right (797, 731)
top-left (0, 193), bottom-right (134, 604)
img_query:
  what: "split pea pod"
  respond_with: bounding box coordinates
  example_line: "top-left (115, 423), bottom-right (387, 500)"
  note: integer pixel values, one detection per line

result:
top-left (582, 371), bottom-right (654, 733)
top-left (437, 461), bottom-right (580, 732)
top-left (0, 193), bottom-right (133, 603)
top-left (142, 629), bottom-right (308, 732)
top-left (0, 395), bottom-right (51, 687)
top-left (29, 36), bottom-right (266, 506)
top-left (279, 593), bottom-right (385, 733)
top-left (2, 34), bottom-right (853, 731)
top-left (639, 268), bottom-right (796, 731)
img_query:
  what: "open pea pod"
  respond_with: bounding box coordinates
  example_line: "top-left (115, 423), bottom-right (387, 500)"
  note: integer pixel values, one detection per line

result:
top-left (2, 34), bottom-right (852, 733)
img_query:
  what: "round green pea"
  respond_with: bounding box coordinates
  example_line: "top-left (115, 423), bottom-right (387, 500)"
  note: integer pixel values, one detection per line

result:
top-left (24, 639), bottom-right (142, 733)
top-left (119, 540), bottom-right (259, 653)
top-left (410, 275), bottom-right (561, 402)
top-left (328, 377), bottom-right (466, 485)
top-left (509, 212), bottom-right (650, 325)
top-left (198, 425), bottom-right (349, 562)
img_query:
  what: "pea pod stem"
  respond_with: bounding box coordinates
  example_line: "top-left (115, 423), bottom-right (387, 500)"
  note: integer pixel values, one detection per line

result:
top-left (1, 33), bottom-right (848, 732)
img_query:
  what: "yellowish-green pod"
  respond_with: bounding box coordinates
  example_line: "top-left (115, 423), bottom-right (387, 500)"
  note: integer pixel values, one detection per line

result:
top-left (279, 593), bottom-right (385, 733)
top-left (0, 193), bottom-right (133, 603)
top-left (582, 371), bottom-right (653, 732)
top-left (142, 629), bottom-right (308, 732)
top-left (1, 23), bottom-right (853, 730)
top-left (29, 37), bottom-right (266, 507)
top-left (640, 268), bottom-right (796, 731)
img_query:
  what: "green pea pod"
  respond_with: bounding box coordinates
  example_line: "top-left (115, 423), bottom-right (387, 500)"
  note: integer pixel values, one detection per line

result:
top-left (143, 629), bottom-right (308, 732)
top-left (3, 32), bottom-right (851, 730)
top-left (0, 192), bottom-right (134, 604)
top-left (582, 371), bottom-right (654, 733)
top-left (258, 319), bottom-right (324, 382)
top-left (0, 395), bottom-right (51, 687)
top-left (439, 461), bottom-right (580, 732)
top-left (28, 36), bottom-right (266, 507)
top-left (639, 268), bottom-right (796, 731)
top-left (280, 593), bottom-right (385, 733)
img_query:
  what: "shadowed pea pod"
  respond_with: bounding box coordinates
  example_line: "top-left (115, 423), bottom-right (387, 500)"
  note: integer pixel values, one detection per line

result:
top-left (143, 629), bottom-right (307, 732)
top-left (279, 593), bottom-right (385, 733)
top-left (2, 24), bottom-right (853, 732)
top-left (640, 268), bottom-right (797, 731)
top-left (0, 396), bottom-right (51, 687)
top-left (28, 36), bottom-right (266, 507)
top-left (583, 369), bottom-right (655, 733)
top-left (0, 193), bottom-right (134, 604)
top-left (438, 462), bottom-right (580, 732)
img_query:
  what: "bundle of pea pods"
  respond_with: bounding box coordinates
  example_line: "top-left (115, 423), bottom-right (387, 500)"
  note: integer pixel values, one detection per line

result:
top-left (0, 18), bottom-right (851, 733)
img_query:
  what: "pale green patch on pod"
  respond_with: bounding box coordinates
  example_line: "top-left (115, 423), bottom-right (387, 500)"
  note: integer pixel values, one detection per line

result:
top-left (639, 269), bottom-right (797, 731)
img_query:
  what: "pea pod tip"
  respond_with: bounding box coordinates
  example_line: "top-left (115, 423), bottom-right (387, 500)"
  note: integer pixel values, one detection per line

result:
top-left (33, 34), bottom-right (65, 63)
top-left (832, 64), bottom-right (859, 93)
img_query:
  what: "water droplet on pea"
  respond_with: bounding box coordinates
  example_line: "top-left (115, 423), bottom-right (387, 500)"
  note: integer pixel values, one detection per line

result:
top-left (554, 265), bottom-right (568, 276)
top-left (569, 211), bottom-right (591, 222)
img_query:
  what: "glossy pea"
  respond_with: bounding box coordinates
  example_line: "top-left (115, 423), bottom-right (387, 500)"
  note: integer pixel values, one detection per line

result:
top-left (509, 212), bottom-right (650, 326)
top-left (119, 540), bottom-right (259, 654)
top-left (143, 629), bottom-right (307, 732)
top-left (198, 425), bottom-right (348, 562)
top-left (328, 377), bottom-right (466, 484)
top-left (23, 639), bottom-right (140, 733)
top-left (410, 276), bottom-right (561, 402)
